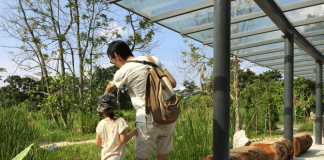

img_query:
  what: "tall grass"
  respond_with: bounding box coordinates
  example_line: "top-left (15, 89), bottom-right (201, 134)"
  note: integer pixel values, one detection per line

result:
top-left (123, 97), bottom-right (214, 160)
top-left (0, 106), bottom-right (47, 159)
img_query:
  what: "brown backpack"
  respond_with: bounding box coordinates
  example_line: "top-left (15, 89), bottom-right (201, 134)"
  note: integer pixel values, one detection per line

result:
top-left (127, 55), bottom-right (181, 125)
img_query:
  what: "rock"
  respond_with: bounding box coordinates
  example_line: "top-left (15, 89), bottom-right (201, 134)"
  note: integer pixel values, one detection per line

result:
top-left (250, 139), bottom-right (293, 160)
top-left (46, 144), bottom-right (58, 151)
top-left (230, 146), bottom-right (269, 160)
top-left (310, 112), bottom-right (315, 120)
top-left (233, 130), bottom-right (250, 149)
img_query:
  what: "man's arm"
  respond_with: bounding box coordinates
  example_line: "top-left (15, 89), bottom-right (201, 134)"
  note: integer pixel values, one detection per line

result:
top-left (104, 81), bottom-right (117, 93)
top-left (120, 129), bottom-right (137, 145)
top-left (163, 70), bottom-right (176, 88)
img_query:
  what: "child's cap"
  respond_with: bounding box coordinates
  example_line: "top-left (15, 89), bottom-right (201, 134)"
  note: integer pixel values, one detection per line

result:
top-left (97, 93), bottom-right (119, 112)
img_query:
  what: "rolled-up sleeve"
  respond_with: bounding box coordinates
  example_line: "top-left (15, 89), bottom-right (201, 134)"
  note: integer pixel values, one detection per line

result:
top-left (113, 70), bottom-right (127, 89)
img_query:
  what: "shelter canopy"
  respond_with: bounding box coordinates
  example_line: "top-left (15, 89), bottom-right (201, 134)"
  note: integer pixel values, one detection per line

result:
top-left (109, 0), bottom-right (324, 81)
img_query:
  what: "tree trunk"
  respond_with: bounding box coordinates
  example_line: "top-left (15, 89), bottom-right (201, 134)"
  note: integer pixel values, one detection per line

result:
top-left (303, 92), bottom-right (306, 123)
top-left (264, 113), bottom-right (267, 137)
top-left (75, 0), bottom-right (84, 114)
top-left (59, 41), bottom-right (67, 127)
top-left (269, 106), bottom-right (272, 136)
top-left (234, 55), bottom-right (241, 133)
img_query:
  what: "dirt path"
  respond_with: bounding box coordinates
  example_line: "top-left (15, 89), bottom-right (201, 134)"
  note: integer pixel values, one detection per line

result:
top-left (40, 139), bottom-right (95, 149)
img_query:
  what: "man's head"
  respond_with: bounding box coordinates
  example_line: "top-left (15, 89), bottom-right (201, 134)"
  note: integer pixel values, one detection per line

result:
top-left (107, 40), bottom-right (134, 68)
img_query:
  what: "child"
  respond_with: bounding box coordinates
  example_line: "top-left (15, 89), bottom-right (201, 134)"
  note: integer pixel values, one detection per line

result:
top-left (95, 93), bottom-right (137, 160)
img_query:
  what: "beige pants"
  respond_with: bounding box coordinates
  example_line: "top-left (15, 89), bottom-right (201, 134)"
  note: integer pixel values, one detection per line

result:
top-left (135, 121), bottom-right (175, 158)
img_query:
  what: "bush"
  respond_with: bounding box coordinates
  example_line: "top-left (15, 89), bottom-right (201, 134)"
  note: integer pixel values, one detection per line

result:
top-left (298, 122), bottom-right (313, 132)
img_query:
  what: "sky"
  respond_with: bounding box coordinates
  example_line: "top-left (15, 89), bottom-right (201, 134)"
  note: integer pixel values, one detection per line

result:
top-left (3, 0), bottom-right (320, 90)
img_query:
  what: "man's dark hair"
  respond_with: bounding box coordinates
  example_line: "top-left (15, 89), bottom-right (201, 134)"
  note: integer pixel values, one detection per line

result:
top-left (107, 40), bottom-right (134, 60)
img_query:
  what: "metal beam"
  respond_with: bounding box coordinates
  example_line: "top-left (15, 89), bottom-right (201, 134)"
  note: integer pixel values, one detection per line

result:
top-left (297, 73), bottom-right (317, 77)
top-left (316, 60), bottom-right (323, 145)
top-left (213, 0), bottom-right (231, 159)
top-left (272, 64), bottom-right (316, 71)
top-left (260, 57), bottom-right (312, 66)
top-left (181, 14), bottom-right (324, 36)
top-left (151, 0), bottom-right (323, 23)
top-left (251, 52), bottom-right (312, 63)
top-left (108, 0), bottom-right (122, 3)
top-left (204, 29), bottom-right (324, 50)
top-left (231, 0), bottom-right (324, 24)
top-left (151, 0), bottom-right (214, 22)
top-left (249, 49), bottom-right (324, 63)
top-left (284, 35), bottom-right (294, 144)
top-left (237, 40), bottom-right (324, 57)
top-left (237, 45), bottom-right (298, 57)
top-left (254, 0), bottom-right (324, 61)
top-left (294, 70), bottom-right (319, 75)
top-left (270, 61), bottom-right (316, 70)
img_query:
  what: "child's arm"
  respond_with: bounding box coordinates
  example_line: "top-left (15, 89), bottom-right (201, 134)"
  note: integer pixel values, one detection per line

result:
top-left (95, 134), bottom-right (103, 148)
top-left (120, 129), bottom-right (137, 145)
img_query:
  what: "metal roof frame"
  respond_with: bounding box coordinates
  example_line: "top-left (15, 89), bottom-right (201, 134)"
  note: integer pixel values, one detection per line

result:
top-left (182, 15), bottom-right (324, 39)
top-left (269, 61), bottom-right (316, 70)
top-left (254, 0), bottom-right (324, 60)
top-left (204, 29), bottom-right (324, 47)
top-left (251, 48), bottom-right (324, 63)
top-left (236, 40), bottom-right (324, 58)
top-left (260, 57), bottom-right (313, 66)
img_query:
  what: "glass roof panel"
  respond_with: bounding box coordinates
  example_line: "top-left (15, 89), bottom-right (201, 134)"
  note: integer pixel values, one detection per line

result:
top-left (297, 23), bottom-right (324, 33)
top-left (245, 51), bottom-right (284, 61)
top-left (116, 0), bottom-right (207, 17)
top-left (307, 35), bottom-right (324, 43)
top-left (269, 60), bottom-right (315, 68)
top-left (231, 31), bottom-right (282, 47)
top-left (284, 4), bottom-right (324, 22)
top-left (231, 0), bottom-right (260, 18)
top-left (236, 42), bottom-right (284, 55)
top-left (187, 29), bottom-right (213, 42)
top-left (259, 54), bottom-right (311, 65)
top-left (231, 17), bottom-right (275, 34)
top-left (275, 0), bottom-right (307, 6)
top-left (158, 7), bottom-right (213, 31)
top-left (231, 0), bottom-right (309, 18)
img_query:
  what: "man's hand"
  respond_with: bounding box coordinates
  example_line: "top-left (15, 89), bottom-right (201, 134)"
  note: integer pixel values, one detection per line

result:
top-left (105, 81), bottom-right (117, 93)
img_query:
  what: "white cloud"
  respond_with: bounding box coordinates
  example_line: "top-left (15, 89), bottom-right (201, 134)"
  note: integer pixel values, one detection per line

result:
top-left (285, 5), bottom-right (324, 22)
top-left (175, 86), bottom-right (186, 91)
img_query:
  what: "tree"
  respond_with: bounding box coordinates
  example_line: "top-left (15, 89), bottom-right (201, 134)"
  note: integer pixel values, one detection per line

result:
top-left (0, 68), bottom-right (6, 80)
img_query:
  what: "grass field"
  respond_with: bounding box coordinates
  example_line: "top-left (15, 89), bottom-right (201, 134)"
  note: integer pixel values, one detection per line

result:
top-left (1, 100), bottom-right (215, 160)
top-left (3, 97), bottom-right (310, 160)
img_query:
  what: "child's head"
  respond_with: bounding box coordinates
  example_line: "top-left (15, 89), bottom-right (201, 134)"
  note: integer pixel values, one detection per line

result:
top-left (97, 93), bottom-right (119, 119)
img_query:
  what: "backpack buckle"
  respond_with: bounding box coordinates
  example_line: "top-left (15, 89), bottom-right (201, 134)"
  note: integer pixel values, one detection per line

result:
top-left (142, 60), bottom-right (148, 65)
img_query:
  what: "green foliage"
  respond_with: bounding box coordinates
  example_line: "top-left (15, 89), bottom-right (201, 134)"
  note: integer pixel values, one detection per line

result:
top-left (298, 122), bottom-right (313, 132)
top-left (12, 143), bottom-right (34, 160)
top-left (175, 80), bottom-right (199, 100)
top-left (0, 106), bottom-right (47, 159)
top-left (0, 75), bottom-right (44, 109)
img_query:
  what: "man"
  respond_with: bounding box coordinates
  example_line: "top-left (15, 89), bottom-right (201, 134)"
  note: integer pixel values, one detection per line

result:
top-left (104, 40), bottom-right (176, 160)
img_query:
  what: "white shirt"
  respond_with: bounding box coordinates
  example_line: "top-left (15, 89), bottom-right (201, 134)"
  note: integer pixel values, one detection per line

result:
top-left (113, 56), bottom-right (166, 122)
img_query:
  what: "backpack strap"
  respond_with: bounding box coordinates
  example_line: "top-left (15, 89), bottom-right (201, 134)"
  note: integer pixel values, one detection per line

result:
top-left (126, 59), bottom-right (158, 68)
top-left (145, 55), bottom-right (155, 64)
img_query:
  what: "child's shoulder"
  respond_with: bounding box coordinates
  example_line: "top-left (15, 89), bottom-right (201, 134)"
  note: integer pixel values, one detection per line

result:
top-left (117, 117), bottom-right (126, 123)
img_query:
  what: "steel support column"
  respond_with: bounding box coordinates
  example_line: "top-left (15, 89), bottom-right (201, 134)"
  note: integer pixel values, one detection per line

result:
top-left (213, 0), bottom-right (231, 159)
top-left (284, 35), bottom-right (294, 144)
top-left (316, 60), bottom-right (323, 144)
